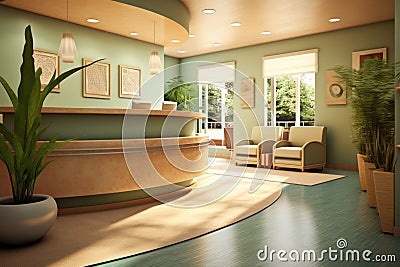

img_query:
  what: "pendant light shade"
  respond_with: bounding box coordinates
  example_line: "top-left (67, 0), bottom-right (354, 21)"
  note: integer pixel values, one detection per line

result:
top-left (149, 22), bottom-right (161, 75)
top-left (149, 50), bottom-right (162, 75)
top-left (59, 33), bottom-right (77, 63)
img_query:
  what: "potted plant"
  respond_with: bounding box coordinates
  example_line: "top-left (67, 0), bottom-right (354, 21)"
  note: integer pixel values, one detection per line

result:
top-left (332, 58), bottom-right (398, 209)
top-left (164, 76), bottom-right (196, 111)
top-left (0, 25), bottom-right (100, 245)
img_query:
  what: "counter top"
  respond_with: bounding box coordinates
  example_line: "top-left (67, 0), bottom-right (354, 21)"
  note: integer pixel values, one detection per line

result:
top-left (0, 106), bottom-right (206, 119)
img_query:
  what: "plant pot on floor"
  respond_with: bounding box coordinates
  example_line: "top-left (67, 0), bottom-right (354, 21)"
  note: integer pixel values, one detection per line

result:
top-left (0, 194), bottom-right (57, 246)
top-left (364, 162), bottom-right (377, 209)
top-left (373, 170), bottom-right (394, 234)
top-left (357, 153), bottom-right (367, 191)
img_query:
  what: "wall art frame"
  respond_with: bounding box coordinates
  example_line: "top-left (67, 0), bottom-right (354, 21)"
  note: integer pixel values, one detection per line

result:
top-left (118, 65), bottom-right (141, 98)
top-left (352, 47), bottom-right (387, 70)
top-left (83, 58), bottom-right (111, 99)
top-left (240, 78), bottom-right (255, 108)
top-left (33, 49), bottom-right (60, 92)
top-left (326, 70), bottom-right (346, 105)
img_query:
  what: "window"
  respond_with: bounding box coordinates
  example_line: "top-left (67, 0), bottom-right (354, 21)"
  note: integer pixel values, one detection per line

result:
top-left (263, 49), bottom-right (318, 128)
top-left (198, 62), bottom-right (235, 144)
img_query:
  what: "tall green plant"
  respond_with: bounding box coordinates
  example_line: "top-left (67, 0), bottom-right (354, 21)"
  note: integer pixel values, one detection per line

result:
top-left (0, 25), bottom-right (101, 203)
top-left (165, 76), bottom-right (196, 111)
top-left (332, 58), bottom-right (398, 172)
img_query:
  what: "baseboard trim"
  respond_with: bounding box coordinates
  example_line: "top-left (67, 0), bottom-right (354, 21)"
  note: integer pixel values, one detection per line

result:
top-left (326, 164), bottom-right (357, 171)
top-left (394, 226), bottom-right (400, 237)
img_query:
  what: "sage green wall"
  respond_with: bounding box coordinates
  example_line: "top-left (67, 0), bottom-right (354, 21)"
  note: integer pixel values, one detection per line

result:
top-left (180, 21), bottom-right (395, 168)
top-left (0, 5), bottom-right (164, 109)
top-left (394, 0), bottom-right (400, 232)
top-left (164, 55), bottom-right (180, 91)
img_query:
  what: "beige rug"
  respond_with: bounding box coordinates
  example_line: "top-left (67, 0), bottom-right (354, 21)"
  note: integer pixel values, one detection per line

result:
top-left (0, 173), bottom-right (281, 267)
top-left (207, 158), bottom-right (346, 186)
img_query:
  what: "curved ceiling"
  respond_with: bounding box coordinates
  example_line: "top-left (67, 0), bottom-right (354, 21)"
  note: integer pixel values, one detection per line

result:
top-left (1, 0), bottom-right (395, 58)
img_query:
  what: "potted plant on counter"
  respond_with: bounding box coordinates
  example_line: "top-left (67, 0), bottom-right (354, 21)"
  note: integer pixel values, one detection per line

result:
top-left (165, 76), bottom-right (196, 111)
top-left (0, 25), bottom-right (101, 245)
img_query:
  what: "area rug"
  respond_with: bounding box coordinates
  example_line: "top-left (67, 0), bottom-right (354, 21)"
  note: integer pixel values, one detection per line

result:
top-left (206, 158), bottom-right (346, 186)
top-left (0, 173), bottom-right (282, 267)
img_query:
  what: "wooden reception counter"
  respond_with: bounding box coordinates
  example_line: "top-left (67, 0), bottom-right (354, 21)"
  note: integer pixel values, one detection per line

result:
top-left (0, 107), bottom-right (209, 212)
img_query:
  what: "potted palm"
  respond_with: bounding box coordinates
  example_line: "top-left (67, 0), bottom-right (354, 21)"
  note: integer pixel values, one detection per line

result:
top-left (0, 25), bottom-right (100, 245)
top-left (333, 58), bottom-right (398, 233)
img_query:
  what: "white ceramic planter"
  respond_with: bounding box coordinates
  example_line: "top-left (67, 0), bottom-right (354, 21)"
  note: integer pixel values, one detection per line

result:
top-left (0, 194), bottom-right (57, 246)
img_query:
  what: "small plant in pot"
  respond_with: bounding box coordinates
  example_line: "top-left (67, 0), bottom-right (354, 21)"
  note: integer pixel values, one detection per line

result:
top-left (0, 25), bottom-right (101, 245)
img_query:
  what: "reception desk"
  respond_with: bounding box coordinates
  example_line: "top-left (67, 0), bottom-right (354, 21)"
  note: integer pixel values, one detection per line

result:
top-left (0, 107), bottom-right (209, 213)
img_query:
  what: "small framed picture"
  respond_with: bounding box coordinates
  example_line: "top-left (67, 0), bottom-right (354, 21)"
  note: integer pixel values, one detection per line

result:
top-left (326, 70), bottom-right (346, 105)
top-left (240, 78), bottom-right (255, 108)
top-left (119, 65), bottom-right (141, 98)
top-left (33, 49), bottom-right (60, 92)
top-left (83, 59), bottom-right (111, 99)
top-left (352, 48), bottom-right (387, 70)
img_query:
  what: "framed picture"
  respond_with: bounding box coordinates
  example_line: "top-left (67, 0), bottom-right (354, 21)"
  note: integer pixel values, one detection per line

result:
top-left (33, 49), bottom-right (60, 92)
top-left (118, 65), bottom-right (141, 98)
top-left (83, 59), bottom-right (111, 99)
top-left (352, 48), bottom-right (387, 70)
top-left (326, 70), bottom-right (346, 105)
top-left (240, 78), bottom-right (255, 108)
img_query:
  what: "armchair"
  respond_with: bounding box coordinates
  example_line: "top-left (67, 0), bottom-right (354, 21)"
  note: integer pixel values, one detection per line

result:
top-left (235, 126), bottom-right (284, 166)
top-left (273, 126), bottom-right (327, 171)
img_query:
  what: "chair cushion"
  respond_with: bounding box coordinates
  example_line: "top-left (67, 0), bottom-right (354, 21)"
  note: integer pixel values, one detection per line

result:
top-left (235, 145), bottom-right (258, 156)
top-left (274, 147), bottom-right (302, 159)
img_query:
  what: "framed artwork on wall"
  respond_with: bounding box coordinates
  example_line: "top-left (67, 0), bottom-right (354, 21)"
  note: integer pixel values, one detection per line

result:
top-left (118, 65), bottom-right (141, 98)
top-left (326, 70), bottom-right (346, 105)
top-left (33, 49), bottom-right (60, 92)
top-left (240, 78), bottom-right (255, 108)
top-left (83, 59), bottom-right (111, 99)
top-left (352, 48), bottom-right (387, 70)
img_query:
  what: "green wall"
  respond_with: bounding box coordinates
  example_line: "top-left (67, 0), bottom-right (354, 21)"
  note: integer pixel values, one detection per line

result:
top-left (0, 5), bottom-right (164, 109)
top-left (181, 20), bottom-right (395, 168)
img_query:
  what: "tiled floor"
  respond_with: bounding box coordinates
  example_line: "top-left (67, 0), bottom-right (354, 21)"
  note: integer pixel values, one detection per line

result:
top-left (96, 169), bottom-right (400, 267)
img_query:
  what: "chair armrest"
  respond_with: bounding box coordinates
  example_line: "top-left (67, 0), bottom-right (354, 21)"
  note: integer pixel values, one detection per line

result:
top-left (235, 139), bottom-right (253, 147)
top-left (273, 140), bottom-right (291, 150)
top-left (258, 140), bottom-right (276, 154)
top-left (302, 141), bottom-right (325, 165)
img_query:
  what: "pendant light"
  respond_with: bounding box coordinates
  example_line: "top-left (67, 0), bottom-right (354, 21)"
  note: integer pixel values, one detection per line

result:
top-left (58, 0), bottom-right (77, 63)
top-left (149, 22), bottom-right (162, 75)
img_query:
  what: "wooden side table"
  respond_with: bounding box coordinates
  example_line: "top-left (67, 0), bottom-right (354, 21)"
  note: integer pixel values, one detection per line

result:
top-left (259, 153), bottom-right (272, 168)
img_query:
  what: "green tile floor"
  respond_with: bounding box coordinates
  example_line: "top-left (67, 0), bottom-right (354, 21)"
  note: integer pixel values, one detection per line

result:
top-left (94, 169), bottom-right (400, 267)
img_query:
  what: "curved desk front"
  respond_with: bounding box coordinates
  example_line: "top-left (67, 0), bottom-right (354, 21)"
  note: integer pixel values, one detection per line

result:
top-left (0, 107), bottom-right (209, 213)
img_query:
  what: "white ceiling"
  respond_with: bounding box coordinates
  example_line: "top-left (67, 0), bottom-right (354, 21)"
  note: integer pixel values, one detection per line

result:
top-left (1, 0), bottom-right (395, 58)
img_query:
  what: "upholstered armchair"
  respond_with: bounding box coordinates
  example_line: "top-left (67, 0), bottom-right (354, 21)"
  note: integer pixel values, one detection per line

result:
top-left (235, 126), bottom-right (284, 166)
top-left (273, 126), bottom-right (327, 171)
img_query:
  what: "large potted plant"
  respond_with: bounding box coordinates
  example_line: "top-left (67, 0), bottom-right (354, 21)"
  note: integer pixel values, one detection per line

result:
top-left (164, 76), bottom-right (196, 111)
top-left (332, 58), bottom-right (398, 210)
top-left (0, 25), bottom-right (100, 245)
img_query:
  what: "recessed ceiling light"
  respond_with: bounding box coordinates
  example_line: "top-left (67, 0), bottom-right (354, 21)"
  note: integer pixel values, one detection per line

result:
top-left (130, 32), bottom-right (139, 36)
top-left (328, 17), bottom-right (341, 23)
top-left (212, 42), bottom-right (221, 47)
top-left (177, 50), bottom-right (187, 54)
top-left (189, 34), bottom-right (196, 38)
top-left (86, 18), bottom-right (100, 23)
top-left (230, 22), bottom-right (242, 27)
top-left (170, 39), bottom-right (181, 43)
top-left (202, 9), bottom-right (216, 14)
top-left (261, 31), bottom-right (271, 35)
